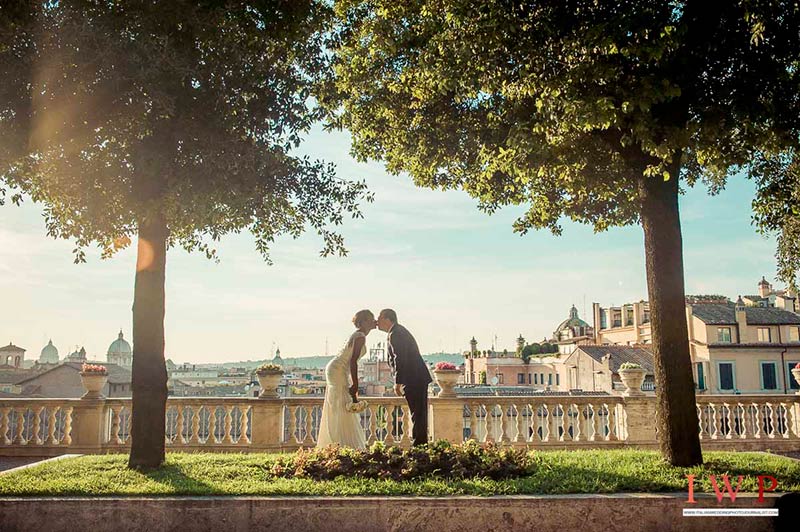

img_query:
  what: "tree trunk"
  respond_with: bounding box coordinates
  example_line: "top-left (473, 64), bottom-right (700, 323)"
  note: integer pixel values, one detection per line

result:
top-left (128, 212), bottom-right (168, 470)
top-left (638, 160), bottom-right (703, 467)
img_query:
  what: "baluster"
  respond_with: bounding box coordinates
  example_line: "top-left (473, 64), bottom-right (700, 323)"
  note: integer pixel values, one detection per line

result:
top-left (0, 407), bottom-right (9, 445)
top-left (241, 405), bottom-right (252, 444)
top-left (499, 404), bottom-right (510, 444)
top-left (208, 406), bottom-right (218, 444)
top-left (524, 404), bottom-right (535, 443)
top-left (224, 405), bottom-right (234, 444)
top-left (366, 406), bottom-right (376, 444)
top-left (15, 409), bottom-right (26, 444)
top-left (751, 404), bottom-right (761, 439)
top-left (558, 403), bottom-right (567, 442)
top-left (540, 404), bottom-right (550, 442)
top-left (301, 406), bottom-right (311, 446)
top-left (710, 403), bottom-right (720, 439)
top-left (63, 407), bottom-right (73, 445)
top-left (287, 405), bottom-right (297, 445)
top-left (397, 405), bottom-right (409, 446)
top-left (190, 407), bottom-right (200, 444)
top-left (724, 402), bottom-right (733, 439)
top-left (571, 404), bottom-right (581, 442)
top-left (514, 404), bottom-right (524, 444)
top-left (47, 408), bottom-right (58, 444)
top-left (767, 403), bottom-right (777, 439)
top-left (606, 403), bottom-right (618, 441)
top-left (108, 406), bottom-right (119, 444)
top-left (588, 404), bottom-right (598, 441)
top-left (789, 400), bottom-right (800, 439)
top-left (468, 403), bottom-right (478, 442)
top-left (696, 405), bottom-right (705, 439)
top-left (32, 406), bottom-right (44, 445)
top-left (174, 406), bottom-right (185, 445)
top-left (382, 405), bottom-right (395, 445)
top-left (736, 404), bottom-right (747, 439)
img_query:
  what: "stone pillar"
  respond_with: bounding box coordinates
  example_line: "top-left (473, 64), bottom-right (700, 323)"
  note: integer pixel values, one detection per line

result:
top-left (622, 397), bottom-right (657, 445)
top-left (70, 399), bottom-right (107, 452)
top-left (250, 398), bottom-right (283, 451)
top-left (430, 398), bottom-right (464, 444)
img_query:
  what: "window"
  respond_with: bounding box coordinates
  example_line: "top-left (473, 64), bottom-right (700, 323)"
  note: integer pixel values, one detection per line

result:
top-left (787, 362), bottom-right (800, 390)
top-left (625, 307), bottom-right (634, 326)
top-left (528, 373), bottom-right (532, 385)
top-left (717, 327), bottom-right (732, 343)
top-left (556, 374), bottom-right (560, 386)
top-left (548, 374), bottom-right (553, 386)
top-left (642, 309), bottom-right (651, 324)
top-left (534, 374), bottom-right (538, 385)
top-left (760, 362), bottom-right (778, 390)
top-left (757, 328), bottom-right (771, 343)
top-left (517, 373), bottom-right (525, 384)
top-left (788, 327), bottom-right (800, 342)
top-left (540, 373), bottom-right (545, 384)
top-left (718, 362), bottom-right (735, 391)
top-left (696, 363), bottom-right (706, 390)
top-left (498, 374), bottom-right (504, 384)
top-left (600, 310), bottom-right (607, 329)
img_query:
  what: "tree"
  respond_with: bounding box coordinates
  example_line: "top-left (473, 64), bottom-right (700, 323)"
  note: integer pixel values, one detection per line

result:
top-left (326, 0), bottom-right (800, 465)
top-left (750, 151), bottom-right (800, 292)
top-left (1, 1), bottom-right (369, 469)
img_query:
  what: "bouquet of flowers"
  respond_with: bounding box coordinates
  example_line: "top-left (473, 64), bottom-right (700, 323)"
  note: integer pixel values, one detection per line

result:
top-left (346, 392), bottom-right (369, 413)
top-left (81, 363), bottom-right (108, 375)
top-left (434, 361), bottom-right (458, 371)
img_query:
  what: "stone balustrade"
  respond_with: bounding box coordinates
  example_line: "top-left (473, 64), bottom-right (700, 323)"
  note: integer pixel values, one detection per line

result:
top-left (1, 394), bottom-right (799, 456)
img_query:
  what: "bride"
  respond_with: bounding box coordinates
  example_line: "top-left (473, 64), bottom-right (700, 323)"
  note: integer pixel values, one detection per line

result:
top-left (316, 309), bottom-right (376, 449)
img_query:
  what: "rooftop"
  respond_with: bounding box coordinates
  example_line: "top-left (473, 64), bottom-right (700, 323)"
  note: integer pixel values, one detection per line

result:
top-left (691, 302), bottom-right (800, 325)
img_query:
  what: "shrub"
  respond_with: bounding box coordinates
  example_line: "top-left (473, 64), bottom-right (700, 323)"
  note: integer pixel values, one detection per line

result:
top-left (269, 440), bottom-right (536, 481)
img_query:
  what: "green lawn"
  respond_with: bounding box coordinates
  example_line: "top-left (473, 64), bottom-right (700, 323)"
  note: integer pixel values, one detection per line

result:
top-left (1, 450), bottom-right (798, 497)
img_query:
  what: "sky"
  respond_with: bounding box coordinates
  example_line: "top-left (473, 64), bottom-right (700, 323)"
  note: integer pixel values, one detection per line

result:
top-left (0, 126), bottom-right (783, 364)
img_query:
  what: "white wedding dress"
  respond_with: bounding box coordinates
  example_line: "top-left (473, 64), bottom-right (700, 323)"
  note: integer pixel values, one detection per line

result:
top-left (316, 330), bottom-right (368, 449)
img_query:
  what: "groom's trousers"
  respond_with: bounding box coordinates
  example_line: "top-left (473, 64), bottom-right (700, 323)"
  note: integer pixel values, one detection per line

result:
top-left (403, 384), bottom-right (429, 446)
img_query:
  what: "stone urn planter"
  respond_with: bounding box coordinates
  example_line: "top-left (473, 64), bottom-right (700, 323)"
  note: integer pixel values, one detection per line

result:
top-left (791, 365), bottom-right (800, 395)
top-left (433, 369), bottom-right (461, 398)
top-left (79, 372), bottom-right (108, 399)
top-left (256, 368), bottom-right (284, 399)
top-left (618, 366), bottom-right (646, 397)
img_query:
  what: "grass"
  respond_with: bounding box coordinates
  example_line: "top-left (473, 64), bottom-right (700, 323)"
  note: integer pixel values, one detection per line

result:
top-left (0, 450), bottom-right (798, 497)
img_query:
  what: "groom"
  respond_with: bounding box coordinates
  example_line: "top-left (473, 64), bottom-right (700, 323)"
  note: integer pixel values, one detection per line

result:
top-left (378, 309), bottom-right (432, 446)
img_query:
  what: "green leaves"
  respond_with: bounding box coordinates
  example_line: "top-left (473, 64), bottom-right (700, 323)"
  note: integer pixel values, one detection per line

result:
top-left (326, 0), bottom-right (800, 238)
top-left (0, 0), bottom-right (370, 263)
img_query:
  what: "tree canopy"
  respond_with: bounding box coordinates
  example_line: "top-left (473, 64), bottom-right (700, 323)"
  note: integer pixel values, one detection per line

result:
top-left (1, 0), bottom-right (369, 262)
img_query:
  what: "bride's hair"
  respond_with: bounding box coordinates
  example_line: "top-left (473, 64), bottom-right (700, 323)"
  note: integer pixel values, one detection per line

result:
top-left (352, 309), bottom-right (374, 328)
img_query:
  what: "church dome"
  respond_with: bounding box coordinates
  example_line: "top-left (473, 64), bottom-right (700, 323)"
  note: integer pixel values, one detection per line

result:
top-left (108, 331), bottom-right (132, 356)
top-left (555, 305), bottom-right (590, 332)
top-left (40, 339), bottom-right (59, 364)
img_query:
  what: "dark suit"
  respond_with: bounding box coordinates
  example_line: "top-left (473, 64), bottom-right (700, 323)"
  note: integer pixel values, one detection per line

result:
top-left (387, 323), bottom-right (432, 446)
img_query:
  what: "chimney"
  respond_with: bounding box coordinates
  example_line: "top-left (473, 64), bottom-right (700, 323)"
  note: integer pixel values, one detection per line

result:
top-left (758, 276), bottom-right (771, 298)
top-left (592, 302), bottom-right (601, 341)
top-left (735, 296), bottom-right (747, 342)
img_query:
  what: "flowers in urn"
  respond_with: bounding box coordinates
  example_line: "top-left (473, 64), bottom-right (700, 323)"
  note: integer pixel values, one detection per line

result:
top-left (618, 362), bottom-right (646, 397)
top-left (255, 363), bottom-right (283, 375)
top-left (80, 363), bottom-right (108, 375)
top-left (255, 363), bottom-right (283, 399)
top-left (433, 361), bottom-right (461, 398)
top-left (79, 363), bottom-right (108, 399)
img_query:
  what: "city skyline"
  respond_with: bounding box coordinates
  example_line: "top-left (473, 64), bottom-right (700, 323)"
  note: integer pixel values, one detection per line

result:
top-left (0, 127), bottom-right (784, 364)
